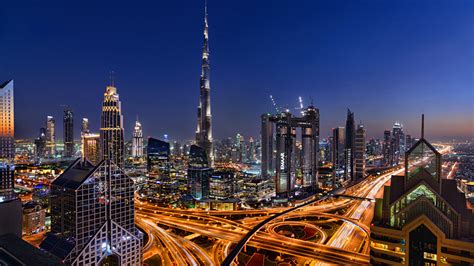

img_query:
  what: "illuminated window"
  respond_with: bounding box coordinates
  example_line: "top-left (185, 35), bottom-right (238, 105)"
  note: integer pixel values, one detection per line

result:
top-left (423, 252), bottom-right (437, 261)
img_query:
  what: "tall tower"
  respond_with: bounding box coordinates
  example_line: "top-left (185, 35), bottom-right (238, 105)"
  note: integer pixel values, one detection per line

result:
top-left (195, 1), bottom-right (213, 164)
top-left (63, 108), bottom-right (74, 157)
top-left (46, 116), bottom-right (55, 157)
top-left (354, 122), bottom-right (366, 179)
top-left (100, 79), bottom-right (125, 168)
top-left (132, 119), bottom-right (143, 158)
top-left (0, 80), bottom-right (14, 161)
top-left (344, 109), bottom-right (355, 181)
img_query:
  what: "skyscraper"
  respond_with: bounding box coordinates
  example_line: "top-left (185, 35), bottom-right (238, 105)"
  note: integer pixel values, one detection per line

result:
top-left (100, 82), bottom-right (124, 168)
top-left (262, 104), bottom-right (320, 197)
top-left (354, 123), bottom-right (366, 179)
top-left (331, 127), bottom-right (345, 182)
top-left (63, 108), bottom-right (74, 157)
top-left (132, 119), bottom-right (143, 158)
top-left (81, 118), bottom-right (89, 135)
top-left (370, 115), bottom-right (474, 265)
top-left (195, 2), bottom-right (213, 164)
top-left (0, 80), bottom-right (14, 161)
top-left (35, 128), bottom-right (47, 160)
top-left (41, 159), bottom-right (142, 265)
top-left (344, 109), bottom-right (355, 181)
top-left (188, 145), bottom-right (212, 200)
top-left (382, 129), bottom-right (392, 166)
top-left (261, 113), bottom-right (274, 178)
top-left (46, 116), bottom-right (55, 157)
top-left (147, 137), bottom-right (170, 176)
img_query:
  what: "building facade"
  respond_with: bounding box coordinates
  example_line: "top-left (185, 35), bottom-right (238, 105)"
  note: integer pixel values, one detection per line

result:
top-left (188, 145), bottom-right (212, 200)
top-left (82, 133), bottom-right (100, 165)
top-left (0, 80), bottom-right (14, 161)
top-left (63, 108), bottom-right (74, 157)
top-left (100, 84), bottom-right (124, 168)
top-left (147, 137), bottom-right (170, 176)
top-left (354, 123), bottom-right (366, 179)
top-left (261, 105), bottom-right (320, 197)
top-left (46, 116), bottom-right (56, 157)
top-left (41, 158), bottom-right (142, 265)
top-left (132, 120), bottom-right (143, 158)
top-left (195, 3), bottom-right (214, 164)
top-left (344, 109), bottom-right (355, 181)
top-left (332, 126), bottom-right (345, 183)
top-left (35, 128), bottom-right (47, 160)
top-left (370, 116), bottom-right (474, 265)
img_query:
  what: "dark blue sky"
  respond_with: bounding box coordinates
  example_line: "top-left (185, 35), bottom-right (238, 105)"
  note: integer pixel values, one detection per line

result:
top-left (2, 0), bottom-right (473, 141)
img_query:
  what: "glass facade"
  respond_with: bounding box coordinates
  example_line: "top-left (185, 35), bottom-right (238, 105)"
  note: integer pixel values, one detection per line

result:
top-left (406, 140), bottom-right (440, 183)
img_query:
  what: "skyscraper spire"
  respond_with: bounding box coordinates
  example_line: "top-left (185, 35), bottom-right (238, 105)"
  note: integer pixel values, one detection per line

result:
top-left (196, 0), bottom-right (213, 164)
top-left (421, 113), bottom-right (425, 139)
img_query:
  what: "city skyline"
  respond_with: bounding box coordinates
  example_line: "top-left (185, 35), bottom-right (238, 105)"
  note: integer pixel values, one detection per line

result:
top-left (2, 1), bottom-right (473, 141)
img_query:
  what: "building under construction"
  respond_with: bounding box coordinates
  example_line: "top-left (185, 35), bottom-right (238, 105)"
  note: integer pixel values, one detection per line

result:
top-left (261, 99), bottom-right (320, 198)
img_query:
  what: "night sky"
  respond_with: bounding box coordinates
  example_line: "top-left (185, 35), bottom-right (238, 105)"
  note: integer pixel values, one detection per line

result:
top-left (1, 0), bottom-right (473, 142)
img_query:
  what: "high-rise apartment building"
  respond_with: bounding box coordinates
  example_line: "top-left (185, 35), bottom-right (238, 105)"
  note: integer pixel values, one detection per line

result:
top-left (195, 3), bottom-right (214, 164)
top-left (100, 83), bottom-right (124, 168)
top-left (46, 116), bottom-right (55, 157)
top-left (132, 120), bottom-right (143, 158)
top-left (63, 108), bottom-right (74, 157)
top-left (0, 80), bottom-right (14, 161)
top-left (41, 158), bottom-right (142, 265)
top-left (354, 123), bottom-right (366, 179)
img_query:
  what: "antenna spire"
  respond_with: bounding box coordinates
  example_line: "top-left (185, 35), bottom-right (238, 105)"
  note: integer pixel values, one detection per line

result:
top-left (110, 70), bottom-right (115, 87)
top-left (421, 114), bottom-right (425, 138)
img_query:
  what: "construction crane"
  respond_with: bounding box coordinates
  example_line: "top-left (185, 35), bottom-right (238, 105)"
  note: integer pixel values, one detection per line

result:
top-left (269, 95), bottom-right (281, 114)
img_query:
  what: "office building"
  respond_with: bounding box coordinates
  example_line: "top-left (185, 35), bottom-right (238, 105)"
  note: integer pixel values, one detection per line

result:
top-left (100, 82), bottom-right (125, 168)
top-left (344, 109), bottom-right (355, 181)
top-left (35, 127), bottom-right (47, 160)
top-left (261, 113), bottom-right (274, 178)
top-left (46, 116), bottom-right (56, 157)
top-left (332, 127), bottom-right (345, 183)
top-left (371, 115), bottom-right (474, 265)
top-left (81, 132), bottom-right (100, 165)
top-left (41, 158), bottom-right (142, 265)
top-left (0, 80), bottom-right (14, 161)
top-left (354, 123), bottom-right (366, 179)
top-left (63, 108), bottom-right (74, 157)
top-left (188, 145), bottom-right (212, 200)
top-left (132, 119), bottom-right (143, 158)
top-left (195, 2), bottom-right (214, 164)
top-left (147, 137), bottom-right (170, 176)
top-left (209, 169), bottom-right (235, 200)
